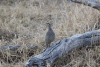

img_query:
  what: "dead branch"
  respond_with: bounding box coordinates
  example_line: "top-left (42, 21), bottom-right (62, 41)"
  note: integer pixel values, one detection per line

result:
top-left (25, 30), bottom-right (100, 67)
top-left (67, 0), bottom-right (100, 10)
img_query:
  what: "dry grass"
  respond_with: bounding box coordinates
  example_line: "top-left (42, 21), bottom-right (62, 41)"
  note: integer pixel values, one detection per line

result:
top-left (0, 0), bottom-right (100, 67)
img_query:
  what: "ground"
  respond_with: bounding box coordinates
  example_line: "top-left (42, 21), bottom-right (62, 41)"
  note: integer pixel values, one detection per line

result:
top-left (0, 0), bottom-right (100, 67)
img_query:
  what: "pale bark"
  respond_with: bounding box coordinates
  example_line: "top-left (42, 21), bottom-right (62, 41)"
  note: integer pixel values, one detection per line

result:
top-left (25, 30), bottom-right (100, 67)
top-left (67, 0), bottom-right (100, 10)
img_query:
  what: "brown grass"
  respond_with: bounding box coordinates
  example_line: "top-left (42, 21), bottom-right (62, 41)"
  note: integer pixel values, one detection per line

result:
top-left (0, 0), bottom-right (100, 67)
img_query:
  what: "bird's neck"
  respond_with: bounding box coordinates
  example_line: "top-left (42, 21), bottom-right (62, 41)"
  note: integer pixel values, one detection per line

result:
top-left (48, 26), bottom-right (52, 31)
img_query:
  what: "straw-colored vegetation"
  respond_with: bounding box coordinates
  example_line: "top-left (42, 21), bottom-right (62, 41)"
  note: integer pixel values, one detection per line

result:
top-left (0, 0), bottom-right (100, 67)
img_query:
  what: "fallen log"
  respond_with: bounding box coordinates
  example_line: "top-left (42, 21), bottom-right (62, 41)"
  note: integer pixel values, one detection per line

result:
top-left (25, 30), bottom-right (100, 67)
top-left (67, 0), bottom-right (100, 10)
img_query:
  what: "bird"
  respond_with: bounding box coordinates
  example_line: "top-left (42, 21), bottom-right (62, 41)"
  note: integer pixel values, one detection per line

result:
top-left (45, 23), bottom-right (55, 48)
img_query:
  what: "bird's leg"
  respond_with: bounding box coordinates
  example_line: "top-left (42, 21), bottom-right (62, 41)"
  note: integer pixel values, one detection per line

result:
top-left (46, 44), bottom-right (49, 48)
top-left (46, 44), bottom-right (50, 48)
top-left (48, 44), bottom-right (50, 47)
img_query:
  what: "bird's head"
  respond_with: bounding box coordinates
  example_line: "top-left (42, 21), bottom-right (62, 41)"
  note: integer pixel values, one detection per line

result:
top-left (46, 23), bottom-right (51, 28)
